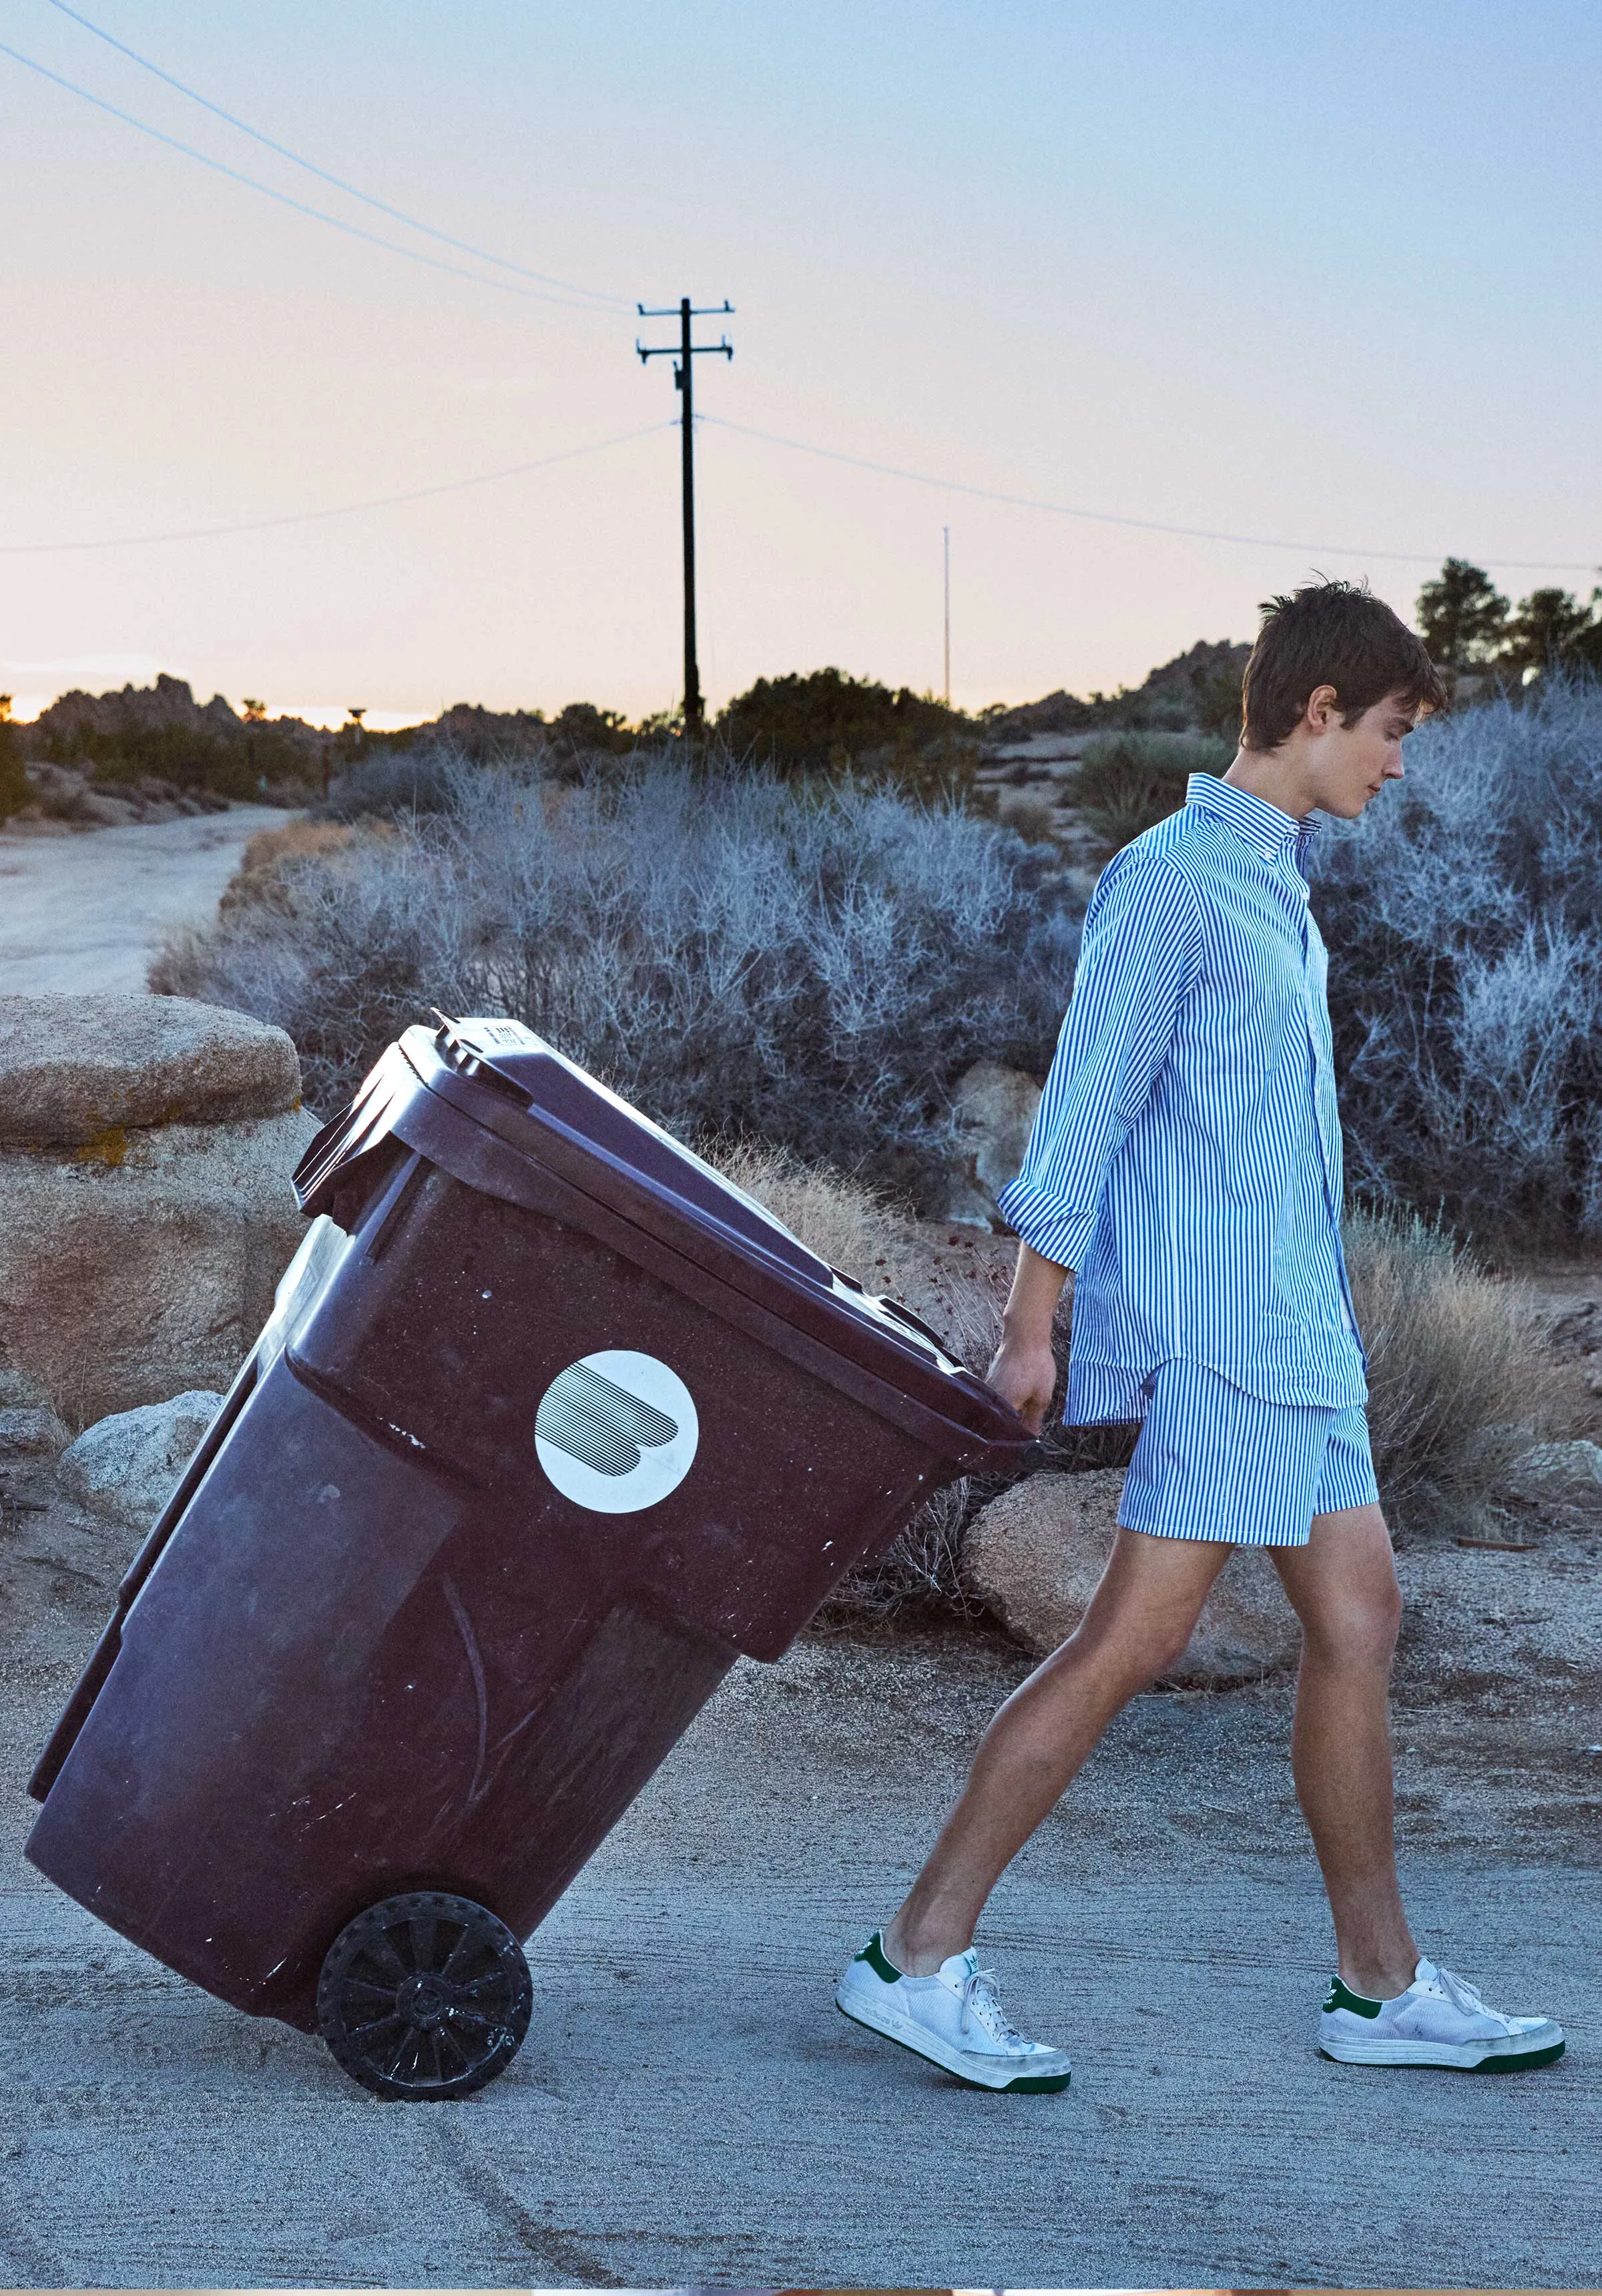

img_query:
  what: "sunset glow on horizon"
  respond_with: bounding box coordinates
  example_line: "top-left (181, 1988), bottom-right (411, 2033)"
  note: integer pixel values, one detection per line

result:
top-left (3, 0), bottom-right (1598, 726)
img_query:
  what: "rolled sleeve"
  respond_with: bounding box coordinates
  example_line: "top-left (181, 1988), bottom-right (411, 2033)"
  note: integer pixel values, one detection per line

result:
top-left (997, 852), bottom-right (1202, 1267)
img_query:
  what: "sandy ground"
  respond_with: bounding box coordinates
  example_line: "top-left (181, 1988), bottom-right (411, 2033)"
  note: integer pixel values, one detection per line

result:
top-left (0, 810), bottom-right (293, 995)
top-left (2, 1468), bottom-right (1599, 2292)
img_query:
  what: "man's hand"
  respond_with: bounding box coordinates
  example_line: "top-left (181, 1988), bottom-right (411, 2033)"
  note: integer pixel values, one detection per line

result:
top-left (983, 1240), bottom-right (1072, 1432)
top-left (985, 1334), bottom-right (1060, 1434)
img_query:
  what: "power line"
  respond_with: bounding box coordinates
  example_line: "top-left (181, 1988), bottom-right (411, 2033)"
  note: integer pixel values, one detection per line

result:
top-left (39, 0), bottom-right (629, 310)
top-left (0, 422), bottom-right (674, 553)
top-left (702, 414), bottom-right (1600, 575)
top-left (0, 38), bottom-right (615, 313)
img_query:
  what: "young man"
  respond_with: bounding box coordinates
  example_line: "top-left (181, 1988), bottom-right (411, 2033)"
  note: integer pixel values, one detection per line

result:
top-left (836, 581), bottom-right (1565, 2092)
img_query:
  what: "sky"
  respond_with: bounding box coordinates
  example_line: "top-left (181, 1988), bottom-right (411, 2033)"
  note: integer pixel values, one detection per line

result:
top-left (3, 0), bottom-right (1599, 726)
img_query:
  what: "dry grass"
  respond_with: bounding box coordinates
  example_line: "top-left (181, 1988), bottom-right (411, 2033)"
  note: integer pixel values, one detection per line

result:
top-left (714, 1140), bottom-right (920, 1294)
top-left (713, 1140), bottom-right (1014, 1378)
top-left (1344, 1205), bottom-right (1559, 1532)
top-left (216, 820), bottom-right (357, 919)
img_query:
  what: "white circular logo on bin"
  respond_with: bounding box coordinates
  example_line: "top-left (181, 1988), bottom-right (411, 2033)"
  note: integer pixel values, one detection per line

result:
top-left (534, 1350), bottom-right (699, 1514)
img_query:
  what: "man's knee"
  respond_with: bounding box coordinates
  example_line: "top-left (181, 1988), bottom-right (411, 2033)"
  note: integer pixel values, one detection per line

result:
top-left (1302, 1570), bottom-right (1402, 1669)
top-left (1072, 1540), bottom-right (1220, 1682)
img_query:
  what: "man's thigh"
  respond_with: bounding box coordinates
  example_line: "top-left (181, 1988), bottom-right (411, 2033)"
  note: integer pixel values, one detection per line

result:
top-left (1268, 1501), bottom-right (1400, 1649)
top-left (1072, 1523), bottom-right (1235, 1659)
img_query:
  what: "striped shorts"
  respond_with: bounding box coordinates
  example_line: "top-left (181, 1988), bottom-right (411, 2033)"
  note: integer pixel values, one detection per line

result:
top-left (1116, 1358), bottom-right (1379, 1549)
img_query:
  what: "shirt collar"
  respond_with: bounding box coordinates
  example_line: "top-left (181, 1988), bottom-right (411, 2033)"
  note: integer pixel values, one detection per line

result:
top-left (1185, 772), bottom-right (1320, 874)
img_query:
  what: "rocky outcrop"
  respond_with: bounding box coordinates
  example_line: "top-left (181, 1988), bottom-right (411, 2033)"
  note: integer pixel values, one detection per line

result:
top-left (58, 1390), bottom-right (222, 1532)
top-left (0, 994), bottom-right (300, 1145)
top-left (0, 995), bottom-right (318, 1424)
top-left (963, 1469), bottom-right (1303, 1687)
top-left (29, 673), bottom-right (246, 748)
top-left (947, 1061), bottom-right (1042, 1227)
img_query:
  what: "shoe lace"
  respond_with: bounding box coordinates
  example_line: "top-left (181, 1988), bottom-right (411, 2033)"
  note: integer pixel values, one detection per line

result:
top-left (959, 1965), bottom-right (1025, 2047)
top-left (1432, 1965), bottom-right (1492, 2019)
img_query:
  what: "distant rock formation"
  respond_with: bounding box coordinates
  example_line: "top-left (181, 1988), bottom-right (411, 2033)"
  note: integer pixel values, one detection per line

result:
top-left (986, 637), bottom-right (1252, 740)
top-left (31, 673), bottom-right (249, 746)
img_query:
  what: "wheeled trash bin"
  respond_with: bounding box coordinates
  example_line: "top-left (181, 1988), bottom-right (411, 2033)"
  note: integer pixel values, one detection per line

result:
top-left (27, 1016), bottom-right (1033, 2098)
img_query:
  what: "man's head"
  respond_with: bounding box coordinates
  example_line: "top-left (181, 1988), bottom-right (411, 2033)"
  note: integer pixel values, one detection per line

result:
top-left (1236, 579), bottom-right (1446, 819)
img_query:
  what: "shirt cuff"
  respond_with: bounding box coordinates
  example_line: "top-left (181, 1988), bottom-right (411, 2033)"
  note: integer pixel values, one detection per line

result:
top-left (994, 1175), bottom-right (1099, 1273)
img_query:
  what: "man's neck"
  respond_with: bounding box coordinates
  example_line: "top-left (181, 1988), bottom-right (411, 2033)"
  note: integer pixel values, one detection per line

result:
top-left (1222, 745), bottom-right (1313, 822)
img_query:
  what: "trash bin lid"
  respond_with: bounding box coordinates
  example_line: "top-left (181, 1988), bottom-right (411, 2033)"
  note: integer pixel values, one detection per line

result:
top-left (296, 1018), bottom-right (1034, 1470)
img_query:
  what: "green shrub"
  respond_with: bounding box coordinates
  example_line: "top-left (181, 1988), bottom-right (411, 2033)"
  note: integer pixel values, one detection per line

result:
top-left (715, 667), bottom-right (978, 795)
top-left (0, 722), bottom-right (30, 822)
top-left (1073, 730), bottom-right (1231, 852)
top-left (46, 720), bottom-right (311, 800)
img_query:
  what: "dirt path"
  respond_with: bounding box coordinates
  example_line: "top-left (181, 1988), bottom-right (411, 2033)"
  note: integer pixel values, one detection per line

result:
top-left (0, 810), bottom-right (293, 995)
top-left (3, 1483), bottom-right (1599, 2290)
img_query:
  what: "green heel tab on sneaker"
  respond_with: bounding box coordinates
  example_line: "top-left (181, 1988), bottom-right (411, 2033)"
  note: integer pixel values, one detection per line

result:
top-left (1323, 1976), bottom-right (1384, 2018)
top-left (855, 1931), bottom-right (902, 1984)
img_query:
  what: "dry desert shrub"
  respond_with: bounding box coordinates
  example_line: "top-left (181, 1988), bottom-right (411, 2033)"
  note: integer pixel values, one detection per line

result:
top-left (721, 1155), bottom-right (1563, 1605)
top-left (714, 1139), bottom-right (1015, 1378)
top-left (216, 820), bottom-right (357, 918)
top-left (1344, 1205), bottom-right (1558, 1532)
top-left (1314, 672), bottom-right (1602, 1249)
top-left (153, 744), bottom-right (1077, 1209)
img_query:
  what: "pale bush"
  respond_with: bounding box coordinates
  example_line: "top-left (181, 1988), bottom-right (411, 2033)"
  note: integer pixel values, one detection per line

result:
top-left (154, 745), bottom-right (1077, 1208)
top-left (1344, 1206), bottom-right (1558, 1530)
top-left (1314, 673), bottom-right (1602, 1246)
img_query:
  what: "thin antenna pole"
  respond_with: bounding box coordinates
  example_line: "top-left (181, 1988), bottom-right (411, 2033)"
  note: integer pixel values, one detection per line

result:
top-left (943, 525), bottom-right (951, 707)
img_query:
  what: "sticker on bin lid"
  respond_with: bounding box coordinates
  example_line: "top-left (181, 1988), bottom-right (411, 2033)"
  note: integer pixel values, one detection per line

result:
top-left (535, 1350), bottom-right (699, 1514)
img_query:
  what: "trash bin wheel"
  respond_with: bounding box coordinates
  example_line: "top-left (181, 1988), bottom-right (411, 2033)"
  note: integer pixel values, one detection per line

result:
top-left (317, 1890), bottom-right (533, 2102)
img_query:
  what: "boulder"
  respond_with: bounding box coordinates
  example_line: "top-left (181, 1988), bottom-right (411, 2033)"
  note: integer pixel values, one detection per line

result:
top-left (947, 1061), bottom-right (1042, 1227)
top-left (58, 1390), bottom-right (224, 1532)
top-left (0, 994), bottom-right (318, 1424)
top-left (963, 1470), bottom-right (1303, 1687)
top-left (1505, 1440), bottom-right (1602, 1507)
top-left (0, 993), bottom-right (300, 1146)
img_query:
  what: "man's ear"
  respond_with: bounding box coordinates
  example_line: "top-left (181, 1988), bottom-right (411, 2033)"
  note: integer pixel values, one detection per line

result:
top-left (1304, 683), bottom-right (1340, 734)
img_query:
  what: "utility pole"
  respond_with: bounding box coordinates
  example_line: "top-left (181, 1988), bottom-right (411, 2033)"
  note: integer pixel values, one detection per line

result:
top-left (637, 297), bottom-right (734, 738)
top-left (943, 527), bottom-right (951, 707)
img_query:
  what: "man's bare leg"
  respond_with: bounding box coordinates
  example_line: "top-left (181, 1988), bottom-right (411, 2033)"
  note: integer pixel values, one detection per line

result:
top-left (885, 1500), bottom-right (1419, 1993)
top-left (884, 1527), bottom-right (1232, 1975)
top-left (1270, 1500), bottom-right (1418, 2000)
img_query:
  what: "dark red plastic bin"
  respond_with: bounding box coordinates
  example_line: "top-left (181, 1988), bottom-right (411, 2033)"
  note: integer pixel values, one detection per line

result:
top-left (27, 1017), bottom-right (1031, 2097)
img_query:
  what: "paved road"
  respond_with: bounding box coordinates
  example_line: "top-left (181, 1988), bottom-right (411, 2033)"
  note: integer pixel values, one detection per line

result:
top-left (0, 810), bottom-right (291, 995)
top-left (3, 1631), bottom-right (1597, 2290)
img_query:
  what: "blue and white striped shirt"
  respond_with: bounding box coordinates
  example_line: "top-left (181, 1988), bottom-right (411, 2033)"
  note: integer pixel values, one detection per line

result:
top-left (998, 774), bottom-right (1366, 1424)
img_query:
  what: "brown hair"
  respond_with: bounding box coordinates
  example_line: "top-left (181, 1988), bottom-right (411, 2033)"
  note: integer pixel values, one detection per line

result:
top-left (1240, 579), bottom-right (1446, 752)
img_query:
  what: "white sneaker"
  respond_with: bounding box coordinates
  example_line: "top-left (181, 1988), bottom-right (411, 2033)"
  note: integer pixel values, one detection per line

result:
top-left (835, 1930), bottom-right (1071, 2092)
top-left (1318, 1957), bottom-right (1565, 2071)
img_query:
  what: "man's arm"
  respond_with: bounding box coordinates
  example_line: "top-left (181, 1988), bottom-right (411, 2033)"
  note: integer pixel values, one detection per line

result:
top-left (987, 1242), bottom-right (1071, 1433)
top-left (996, 851), bottom-right (1204, 1273)
top-left (987, 852), bottom-right (1202, 1431)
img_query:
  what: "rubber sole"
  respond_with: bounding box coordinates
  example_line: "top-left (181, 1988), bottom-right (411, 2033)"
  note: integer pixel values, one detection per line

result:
top-left (834, 1994), bottom-right (1071, 2093)
top-left (1319, 2037), bottom-right (1565, 2072)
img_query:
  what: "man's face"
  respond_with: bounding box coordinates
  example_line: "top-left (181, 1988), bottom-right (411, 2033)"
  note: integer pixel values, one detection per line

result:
top-left (1306, 688), bottom-right (1419, 819)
